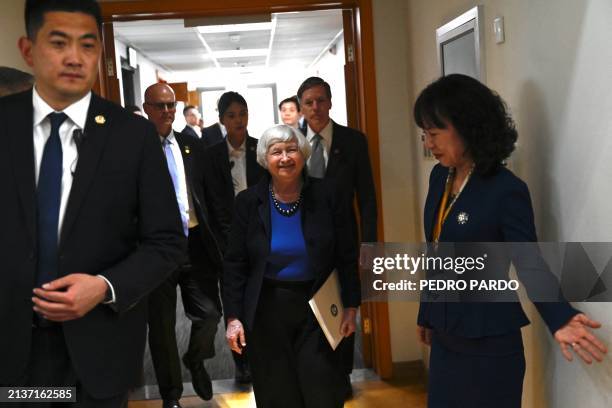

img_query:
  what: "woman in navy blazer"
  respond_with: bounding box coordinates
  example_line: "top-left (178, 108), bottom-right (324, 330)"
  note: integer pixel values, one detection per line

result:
top-left (223, 125), bottom-right (360, 408)
top-left (414, 74), bottom-right (607, 407)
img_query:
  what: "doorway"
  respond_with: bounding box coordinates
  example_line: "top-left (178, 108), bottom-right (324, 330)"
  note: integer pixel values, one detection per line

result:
top-left (98, 0), bottom-right (390, 385)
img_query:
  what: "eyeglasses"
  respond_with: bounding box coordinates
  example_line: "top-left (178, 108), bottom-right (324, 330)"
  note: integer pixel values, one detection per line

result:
top-left (144, 101), bottom-right (177, 111)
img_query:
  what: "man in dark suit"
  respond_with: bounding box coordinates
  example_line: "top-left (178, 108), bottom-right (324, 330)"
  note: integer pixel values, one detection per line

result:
top-left (201, 122), bottom-right (225, 148)
top-left (202, 91), bottom-right (266, 383)
top-left (181, 104), bottom-right (202, 139)
top-left (297, 76), bottom-right (378, 396)
top-left (0, 1), bottom-right (185, 407)
top-left (202, 136), bottom-right (264, 254)
top-left (143, 83), bottom-right (223, 408)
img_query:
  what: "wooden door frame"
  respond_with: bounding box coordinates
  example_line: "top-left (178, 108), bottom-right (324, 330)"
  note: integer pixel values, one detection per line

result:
top-left (99, 0), bottom-right (392, 379)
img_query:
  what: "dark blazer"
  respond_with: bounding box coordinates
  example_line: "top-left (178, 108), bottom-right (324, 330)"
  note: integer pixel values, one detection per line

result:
top-left (174, 130), bottom-right (222, 271)
top-left (181, 125), bottom-right (200, 140)
top-left (418, 164), bottom-right (578, 342)
top-left (202, 136), bottom-right (266, 253)
top-left (301, 121), bottom-right (377, 242)
top-left (0, 90), bottom-right (185, 397)
top-left (201, 122), bottom-right (224, 148)
top-left (223, 176), bottom-right (361, 330)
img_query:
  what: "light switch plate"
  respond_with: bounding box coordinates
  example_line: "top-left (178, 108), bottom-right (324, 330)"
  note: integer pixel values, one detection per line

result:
top-left (493, 16), bottom-right (505, 44)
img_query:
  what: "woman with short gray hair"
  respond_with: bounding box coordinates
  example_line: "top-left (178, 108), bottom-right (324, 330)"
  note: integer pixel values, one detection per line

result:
top-left (223, 124), bottom-right (360, 407)
top-left (256, 124), bottom-right (311, 168)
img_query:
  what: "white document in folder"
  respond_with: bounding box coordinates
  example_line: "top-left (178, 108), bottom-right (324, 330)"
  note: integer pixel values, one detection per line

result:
top-left (309, 269), bottom-right (344, 350)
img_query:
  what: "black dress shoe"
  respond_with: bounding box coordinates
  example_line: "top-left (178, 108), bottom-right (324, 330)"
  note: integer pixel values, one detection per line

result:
top-left (186, 361), bottom-right (213, 400)
top-left (234, 361), bottom-right (252, 384)
top-left (162, 399), bottom-right (182, 408)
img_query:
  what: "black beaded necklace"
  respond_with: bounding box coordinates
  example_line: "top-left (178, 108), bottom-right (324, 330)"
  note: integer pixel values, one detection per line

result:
top-left (270, 184), bottom-right (302, 217)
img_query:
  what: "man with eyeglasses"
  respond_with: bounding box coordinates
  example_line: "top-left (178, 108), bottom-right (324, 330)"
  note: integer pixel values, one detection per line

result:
top-left (143, 83), bottom-right (223, 408)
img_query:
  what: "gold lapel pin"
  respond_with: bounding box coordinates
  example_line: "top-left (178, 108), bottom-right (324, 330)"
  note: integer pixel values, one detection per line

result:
top-left (185, 146), bottom-right (191, 154)
top-left (95, 115), bottom-right (106, 125)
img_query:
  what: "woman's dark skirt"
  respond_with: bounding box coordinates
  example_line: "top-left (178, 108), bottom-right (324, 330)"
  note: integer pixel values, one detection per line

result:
top-left (428, 330), bottom-right (526, 408)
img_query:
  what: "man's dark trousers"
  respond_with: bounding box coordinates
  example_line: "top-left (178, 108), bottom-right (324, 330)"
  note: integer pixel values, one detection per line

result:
top-left (148, 225), bottom-right (221, 401)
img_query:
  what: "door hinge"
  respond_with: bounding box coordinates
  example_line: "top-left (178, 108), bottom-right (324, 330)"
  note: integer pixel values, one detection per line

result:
top-left (106, 58), bottom-right (115, 77)
top-left (363, 317), bottom-right (371, 334)
top-left (347, 44), bottom-right (355, 63)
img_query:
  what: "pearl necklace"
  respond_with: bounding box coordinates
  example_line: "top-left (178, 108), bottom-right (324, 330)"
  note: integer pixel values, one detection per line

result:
top-left (270, 184), bottom-right (302, 217)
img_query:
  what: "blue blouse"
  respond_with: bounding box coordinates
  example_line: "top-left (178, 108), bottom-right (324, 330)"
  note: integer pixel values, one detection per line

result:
top-left (265, 192), bottom-right (312, 281)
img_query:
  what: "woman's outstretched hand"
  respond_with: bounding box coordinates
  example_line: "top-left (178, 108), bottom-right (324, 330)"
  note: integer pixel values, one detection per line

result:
top-left (554, 313), bottom-right (608, 364)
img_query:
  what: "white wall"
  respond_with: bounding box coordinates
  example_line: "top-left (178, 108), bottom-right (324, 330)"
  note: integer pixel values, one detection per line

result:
top-left (371, 0), bottom-right (422, 363)
top-left (399, 0), bottom-right (612, 406)
top-left (308, 33), bottom-right (347, 126)
top-left (114, 39), bottom-right (170, 109)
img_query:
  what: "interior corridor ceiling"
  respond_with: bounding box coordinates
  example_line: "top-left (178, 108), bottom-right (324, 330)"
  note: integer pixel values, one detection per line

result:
top-left (113, 9), bottom-right (343, 73)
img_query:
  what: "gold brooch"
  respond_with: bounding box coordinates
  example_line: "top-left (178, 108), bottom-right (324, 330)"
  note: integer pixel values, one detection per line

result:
top-left (184, 146), bottom-right (190, 154)
top-left (95, 115), bottom-right (106, 125)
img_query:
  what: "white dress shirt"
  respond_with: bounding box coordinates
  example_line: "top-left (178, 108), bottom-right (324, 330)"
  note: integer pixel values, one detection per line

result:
top-left (306, 119), bottom-right (333, 168)
top-left (33, 87), bottom-right (89, 237)
top-left (226, 138), bottom-right (247, 196)
top-left (187, 124), bottom-right (202, 138)
top-left (33, 87), bottom-right (115, 302)
top-left (160, 130), bottom-right (191, 234)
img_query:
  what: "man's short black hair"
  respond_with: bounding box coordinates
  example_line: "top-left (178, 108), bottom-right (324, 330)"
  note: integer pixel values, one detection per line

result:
top-left (183, 105), bottom-right (197, 116)
top-left (278, 96), bottom-right (300, 112)
top-left (0, 66), bottom-right (34, 97)
top-left (297, 77), bottom-right (332, 103)
top-left (25, 0), bottom-right (103, 39)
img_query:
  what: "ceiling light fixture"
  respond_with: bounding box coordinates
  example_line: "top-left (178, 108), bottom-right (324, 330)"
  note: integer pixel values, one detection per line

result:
top-left (197, 22), bottom-right (273, 34)
top-left (214, 48), bottom-right (269, 59)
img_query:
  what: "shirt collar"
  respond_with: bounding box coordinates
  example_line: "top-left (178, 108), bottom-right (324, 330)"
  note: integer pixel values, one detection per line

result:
top-left (32, 86), bottom-right (91, 129)
top-left (160, 129), bottom-right (177, 144)
top-left (307, 119), bottom-right (333, 143)
top-left (226, 137), bottom-right (246, 155)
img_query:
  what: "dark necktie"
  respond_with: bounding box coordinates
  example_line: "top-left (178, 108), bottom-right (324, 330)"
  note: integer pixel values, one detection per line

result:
top-left (309, 133), bottom-right (325, 178)
top-left (36, 112), bottom-right (67, 288)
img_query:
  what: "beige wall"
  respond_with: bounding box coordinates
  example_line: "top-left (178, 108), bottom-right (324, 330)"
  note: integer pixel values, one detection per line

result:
top-left (372, 0), bottom-right (423, 363)
top-left (375, 0), bottom-right (612, 405)
top-left (0, 0), bottom-right (29, 72)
